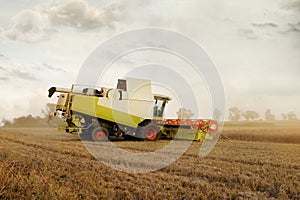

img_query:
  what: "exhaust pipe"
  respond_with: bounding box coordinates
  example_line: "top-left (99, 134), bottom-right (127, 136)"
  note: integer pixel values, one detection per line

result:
top-left (48, 87), bottom-right (72, 98)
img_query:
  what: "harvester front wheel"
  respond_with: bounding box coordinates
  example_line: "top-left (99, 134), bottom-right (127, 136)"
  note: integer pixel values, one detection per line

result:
top-left (143, 124), bottom-right (161, 141)
top-left (92, 127), bottom-right (109, 142)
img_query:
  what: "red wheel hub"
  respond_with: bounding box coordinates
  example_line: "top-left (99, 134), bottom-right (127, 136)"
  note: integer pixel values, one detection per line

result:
top-left (145, 127), bottom-right (157, 141)
top-left (95, 130), bottom-right (106, 141)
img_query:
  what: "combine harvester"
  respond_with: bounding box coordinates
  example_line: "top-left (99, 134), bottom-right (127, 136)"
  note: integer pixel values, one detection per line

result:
top-left (48, 78), bottom-right (218, 141)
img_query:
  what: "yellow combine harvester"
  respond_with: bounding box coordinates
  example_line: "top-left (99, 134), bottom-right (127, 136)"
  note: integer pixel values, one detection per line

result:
top-left (48, 78), bottom-right (218, 141)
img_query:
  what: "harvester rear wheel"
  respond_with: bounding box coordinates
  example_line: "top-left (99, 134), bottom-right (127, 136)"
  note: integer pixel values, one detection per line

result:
top-left (91, 127), bottom-right (109, 142)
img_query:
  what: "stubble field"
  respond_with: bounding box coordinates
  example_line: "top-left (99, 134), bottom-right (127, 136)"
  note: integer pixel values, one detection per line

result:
top-left (0, 123), bottom-right (299, 199)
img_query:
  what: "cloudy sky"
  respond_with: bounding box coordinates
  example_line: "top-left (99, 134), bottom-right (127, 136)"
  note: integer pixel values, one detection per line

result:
top-left (0, 0), bottom-right (299, 122)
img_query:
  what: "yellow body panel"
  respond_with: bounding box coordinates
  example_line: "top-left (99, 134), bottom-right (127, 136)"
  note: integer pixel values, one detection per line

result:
top-left (71, 95), bottom-right (143, 128)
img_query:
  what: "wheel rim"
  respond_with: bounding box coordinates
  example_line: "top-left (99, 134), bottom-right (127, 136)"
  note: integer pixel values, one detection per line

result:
top-left (145, 127), bottom-right (157, 141)
top-left (94, 130), bottom-right (106, 141)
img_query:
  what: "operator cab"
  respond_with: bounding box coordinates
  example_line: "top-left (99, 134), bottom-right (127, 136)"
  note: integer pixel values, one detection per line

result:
top-left (153, 94), bottom-right (172, 119)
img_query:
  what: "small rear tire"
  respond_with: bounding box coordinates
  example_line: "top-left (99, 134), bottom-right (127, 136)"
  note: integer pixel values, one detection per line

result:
top-left (91, 127), bottom-right (109, 142)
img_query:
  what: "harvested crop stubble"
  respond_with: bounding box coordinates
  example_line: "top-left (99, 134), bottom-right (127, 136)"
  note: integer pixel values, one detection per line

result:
top-left (0, 127), bottom-right (299, 199)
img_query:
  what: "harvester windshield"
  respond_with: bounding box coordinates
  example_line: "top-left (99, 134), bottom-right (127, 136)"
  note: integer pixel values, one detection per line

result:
top-left (153, 95), bottom-right (171, 118)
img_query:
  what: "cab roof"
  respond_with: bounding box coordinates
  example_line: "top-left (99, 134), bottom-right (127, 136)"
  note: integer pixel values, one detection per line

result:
top-left (154, 94), bottom-right (172, 101)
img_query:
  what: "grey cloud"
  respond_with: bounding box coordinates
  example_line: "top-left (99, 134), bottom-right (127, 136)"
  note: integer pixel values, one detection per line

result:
top-left (0, 54), bottom-right (9, 60)
top-left (212, 16), bottom-right (235, 23)
top-left (3, 9), bottom-right (52, 43)
top-left (0, 66), bottom-right (7, 71)
top-left (288, 23), bottom-right (300, 32)
top-left (43, 63), bottom-right (66, 72)
top-left (281, 0), bottom-right (300, 12)
top-left (288, 22), bottom-right (300, 31)
top-left (32, 64), bottom-right (66, 72)
top-left (239, 29), bottom-right (258, 40)
top-left (14, 10), bottom-right (42, 32)
top-left (0, 77), bottom-right (9, 81)
top-left (32, 66), bottom-right (42, 71)
top-left (252, 23), bottom-right (278, 28)
top-left (11, 69), bottom-right (36, 80)
top-left (48, 0), bottom-right (124, 30)
top-left (2, 0), bottom-right (149, 42)
top-left (280, 23), bottom-right (300, 34)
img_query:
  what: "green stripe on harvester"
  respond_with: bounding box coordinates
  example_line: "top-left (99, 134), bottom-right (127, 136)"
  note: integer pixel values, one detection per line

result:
top-left (71, 95), bottom-right (143, 128)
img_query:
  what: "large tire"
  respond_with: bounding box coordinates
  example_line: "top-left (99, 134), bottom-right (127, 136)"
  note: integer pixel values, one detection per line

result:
top-left (91, 127), bottom-right (109, 142)
top-left (140, 123), bottom-right (161, 141)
